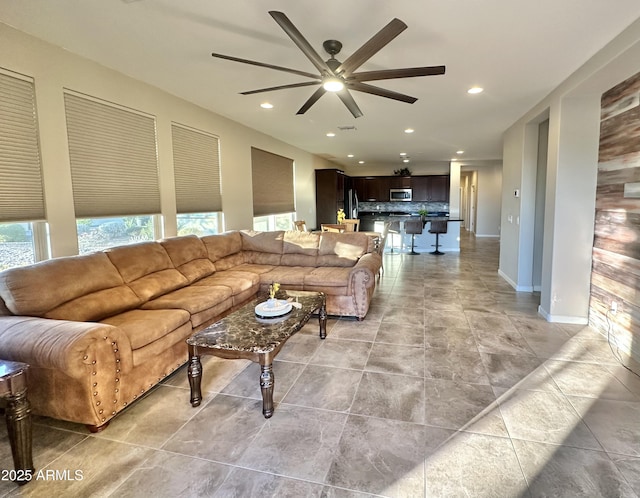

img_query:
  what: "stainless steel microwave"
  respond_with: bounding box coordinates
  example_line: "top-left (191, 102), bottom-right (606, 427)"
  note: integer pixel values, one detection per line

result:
top-left (390, 188), bottom-right (412, 201)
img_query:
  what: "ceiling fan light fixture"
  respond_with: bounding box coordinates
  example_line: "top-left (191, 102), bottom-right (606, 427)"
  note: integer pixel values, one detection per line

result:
top-left (323, 77), bottom-right (345, 92)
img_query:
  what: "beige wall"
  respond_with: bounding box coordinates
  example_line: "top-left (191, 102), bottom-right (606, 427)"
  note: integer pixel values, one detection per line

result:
top-left (0, 23), bottom-right (336, 257)
top-left (500, 18), bottom-right (640, 321)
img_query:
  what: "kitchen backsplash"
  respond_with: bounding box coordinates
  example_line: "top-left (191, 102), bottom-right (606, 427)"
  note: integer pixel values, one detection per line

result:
top-left (359, 201), bottom-right (449, 214)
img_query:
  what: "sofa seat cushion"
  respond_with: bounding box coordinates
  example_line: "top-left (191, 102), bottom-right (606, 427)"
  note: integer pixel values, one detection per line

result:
top-left (231, 263), bottom-right (276, 275)
top-left (101, 308), bottom-right (191, 350)
top-left (304, 267), bottom-right (351, 296)
top-left (141, 284), bottom-right (234, 329)
top-left (131, 321), bottom-right (193, 367)
top-left (259, 266), bottom-right (315, 286)
top-left (194, 270), bottom-right (259, 294)
top-left (141, 285), bottom-right (232, 315)
top-left (160, 235), bottom-right (216, 283)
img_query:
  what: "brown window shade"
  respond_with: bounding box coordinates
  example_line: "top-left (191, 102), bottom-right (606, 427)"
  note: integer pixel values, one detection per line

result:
top-left (171, 123), bottom-right (222, 213)
top-left (0, 70), bottom-right (45, 222)
top-left (64, 92), bottom-right (160, 218)
top-left (251, 147), bottom-right (294, 216)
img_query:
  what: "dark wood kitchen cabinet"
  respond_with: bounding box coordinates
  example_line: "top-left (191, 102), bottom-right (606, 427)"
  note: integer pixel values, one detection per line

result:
top-left (427, 175), bottom-right (450, 202)
top-left (411, 176), bottom-right (428, 201)
top-left (352, 176), bottom-right (389, 202)
top-left (389, 176), bottom-right (411, 189)
top-left (315, 169), bottom-right (346, 228)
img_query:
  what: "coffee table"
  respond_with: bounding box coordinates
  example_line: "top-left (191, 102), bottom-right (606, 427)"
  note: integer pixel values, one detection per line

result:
top-left (186, 290), bottom-right (326, 418)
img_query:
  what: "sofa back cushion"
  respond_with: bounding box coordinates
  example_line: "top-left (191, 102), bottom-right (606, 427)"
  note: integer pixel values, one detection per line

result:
top-left (0, 252), bottom-right (142, 321)
top-left (160, 235), bottom-right (215, 283)
top-left (106, 242), bottom-right (189, 302)
top-left (281, 230), bottom-right (319, 267)
top-left (317, 232), bottom-right (369, 267)
top-left (241, 230), bottom-right (283, 265)
top-left (201, 231), bottom-right (244, 271)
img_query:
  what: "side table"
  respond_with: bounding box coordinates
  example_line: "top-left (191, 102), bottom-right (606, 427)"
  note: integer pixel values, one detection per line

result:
top-left (0, 360), bottom-right (34, 485)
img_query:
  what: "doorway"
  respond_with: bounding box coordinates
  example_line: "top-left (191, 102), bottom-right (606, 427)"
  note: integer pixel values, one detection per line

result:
top-left (532, 119), bottom-right (549, 291)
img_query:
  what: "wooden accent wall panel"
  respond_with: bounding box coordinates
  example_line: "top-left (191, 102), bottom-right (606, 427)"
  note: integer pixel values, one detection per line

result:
top-left (590, 71), bottom-right (640, 362)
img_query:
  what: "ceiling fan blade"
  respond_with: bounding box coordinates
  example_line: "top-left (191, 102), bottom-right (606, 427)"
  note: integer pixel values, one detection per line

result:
top-left (211, 52), bottom-right (319, 80)
top-left (240, 81), bottom-right (320, 95)
top-left (337, 89), bottom-right (363, 118)
top-left (296, 86), bottom-right (326, 115)
top-left (269, 11), bottom-right (333, 76)
top-left (337, 18), bottom-right (407, 76)
top-left (350, 66), bottom-right (446, 82)
top-left (348, 82), bottom-right (417, 104)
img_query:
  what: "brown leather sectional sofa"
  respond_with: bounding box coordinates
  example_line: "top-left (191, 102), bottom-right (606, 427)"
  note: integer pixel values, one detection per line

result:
top-left (0, 230), bottom-right (381, 431)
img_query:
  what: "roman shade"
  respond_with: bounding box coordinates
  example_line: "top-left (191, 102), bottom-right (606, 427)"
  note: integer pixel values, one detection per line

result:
top-left (64, 92), bottom-right (160, 217)
top-left (0, 70), bottom-right (45, 222)
top-left (171, 123), bottom-right (222, 213)
top-left (251, 147), bottom-right (295, 216)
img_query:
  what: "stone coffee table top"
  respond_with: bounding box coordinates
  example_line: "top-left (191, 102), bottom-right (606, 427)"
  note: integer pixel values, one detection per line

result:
top-left (187, 290), bottom-right (325, 355)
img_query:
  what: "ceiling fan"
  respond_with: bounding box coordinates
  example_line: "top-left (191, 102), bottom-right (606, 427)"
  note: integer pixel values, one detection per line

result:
top-left (211, 11), bottom-right (445, 118)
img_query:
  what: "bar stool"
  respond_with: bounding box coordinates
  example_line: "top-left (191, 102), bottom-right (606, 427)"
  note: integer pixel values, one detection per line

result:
top-left (404, 219), bottom-right (423, 255)
top-left (429, 220), bottom-right (448, 255)
top-left (387, 220), bottom-right (401, 253)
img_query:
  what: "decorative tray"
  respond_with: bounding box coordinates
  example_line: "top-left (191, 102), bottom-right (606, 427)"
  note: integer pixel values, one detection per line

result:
top-left (255, 299), bottom-right (292, 318)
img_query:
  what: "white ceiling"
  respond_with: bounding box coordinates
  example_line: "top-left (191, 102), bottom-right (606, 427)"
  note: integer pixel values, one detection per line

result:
top-left (2, 0), bottom-right (640, 168)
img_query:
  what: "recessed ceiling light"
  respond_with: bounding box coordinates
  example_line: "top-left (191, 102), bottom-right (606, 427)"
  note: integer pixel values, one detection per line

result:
top-left (399, 152), bottom-right (407, 156)
top-left (358, 160), bottom-right (365, 164)
top-left (404, 128), bottom-right (414, 134)
top-left (467, 86), bottom-right (483, 94)
top-left (260, 102), bottom-right (274, 109)
top-left (403, 158), bottom-right (410, 163)
top-left (347, 154), bottom-right (354, 158)
top-left (326, 132), bottom-right (336, 137)
top-left (456, 150), bottom-right (464, 154)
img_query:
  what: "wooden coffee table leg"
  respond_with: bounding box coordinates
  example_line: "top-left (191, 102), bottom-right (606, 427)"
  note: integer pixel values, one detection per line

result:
top-left (187, 347), bottom-right (203, 407)
top-left (319, 298), bottom-right (327, 339)
top-left (5, 389), bottom-right (34, 485)
top-left (259, 362), bottom-right (274, 418)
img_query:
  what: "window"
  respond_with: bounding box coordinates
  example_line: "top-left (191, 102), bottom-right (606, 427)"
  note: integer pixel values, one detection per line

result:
top-left (64, 91), bottom-right (160, 218)
top-left (0, 70), bottom-right (46, 223)
top-left (172, 123), bottom-right (222, 214)
top-left (177, 212), bottom-right (223, 236)
top-left (253, 213), bottom-right (295, 232)
top-left (251, 147), bottom-right (295, 216)
top-left (76, 215), bottom-right (155, 255)
top-left (0, 69), bottom-right (49, 269)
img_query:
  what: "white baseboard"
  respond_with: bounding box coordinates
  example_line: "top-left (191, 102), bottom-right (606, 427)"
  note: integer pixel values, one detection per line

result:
top-left (538, 305), bottom-right (588, 324)
top-left (497, 269), bottom-right (533, 292)
top-left (474, 234), bottom-right (500, 238)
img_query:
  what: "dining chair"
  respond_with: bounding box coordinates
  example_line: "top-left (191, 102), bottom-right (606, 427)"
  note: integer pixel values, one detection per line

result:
top-left (321, 224), bottom-right (345, 233)
top-left (343, 219), bottom-right (360, 232)
top-left (294, 220), bottom-right (307, 232)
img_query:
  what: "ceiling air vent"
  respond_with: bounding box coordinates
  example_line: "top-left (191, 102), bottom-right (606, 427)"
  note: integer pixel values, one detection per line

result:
top-left (337, 126), bottom-right (357, 131)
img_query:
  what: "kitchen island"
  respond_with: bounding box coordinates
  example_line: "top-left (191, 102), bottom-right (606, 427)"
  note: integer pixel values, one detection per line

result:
top-left (359, 211), bottom-right (462, 253)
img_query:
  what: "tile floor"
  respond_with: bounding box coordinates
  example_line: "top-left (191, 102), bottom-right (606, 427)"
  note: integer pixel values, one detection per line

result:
top-left (2, 231), bottom-right (640, 497)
